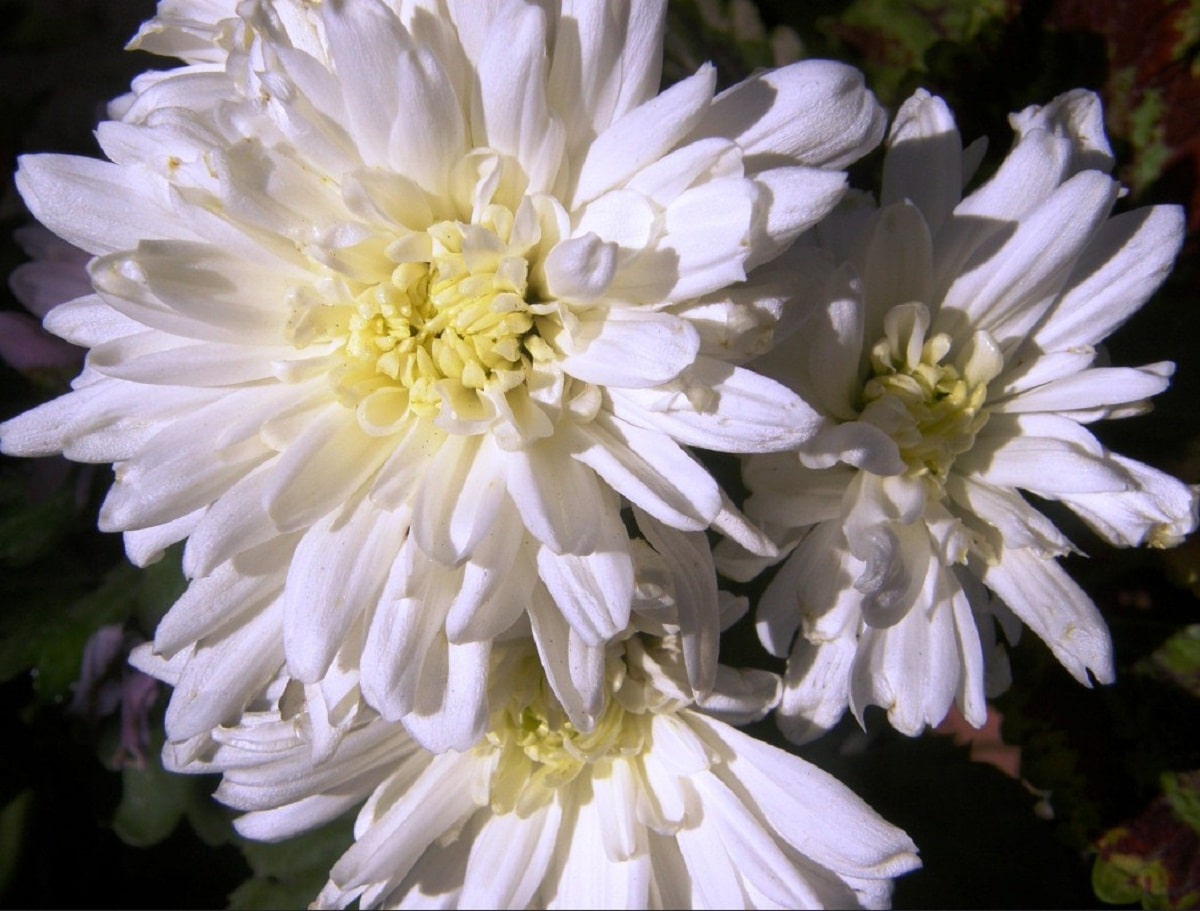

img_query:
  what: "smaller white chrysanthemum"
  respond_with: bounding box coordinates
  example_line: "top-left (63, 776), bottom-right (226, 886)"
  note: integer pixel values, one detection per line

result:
top-left (145, 631), bottom-right (918, 911)
top-left (721, 88), bottom-right (1199, 742)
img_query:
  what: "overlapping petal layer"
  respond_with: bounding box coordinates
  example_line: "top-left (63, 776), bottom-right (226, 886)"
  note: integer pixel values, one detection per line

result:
top-left (725, 88), bottom-right (1198, 741)
top-left (1, 0), bottom-right (887, 747)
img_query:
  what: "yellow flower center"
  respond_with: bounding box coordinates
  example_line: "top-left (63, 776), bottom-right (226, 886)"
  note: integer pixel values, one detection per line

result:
top-left (290, 204), bottom-right (557, 425)
top-left (483, 655), bottom-right (647, 817)
top-left (347, 213), bottom-right (544, 412)
top-left (862, 303), bottom-right (1002, 479)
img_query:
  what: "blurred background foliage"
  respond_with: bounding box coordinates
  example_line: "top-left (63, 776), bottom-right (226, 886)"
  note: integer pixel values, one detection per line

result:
top-left (0, 0), bottom-right (1198, 907)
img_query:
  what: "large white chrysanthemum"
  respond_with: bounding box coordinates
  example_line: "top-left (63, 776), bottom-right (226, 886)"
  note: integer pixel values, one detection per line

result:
top-left (720, 89), bottom-right (1199, 742)
top-left (143, 631), bottom-right (918, 910)
top-left (0, 0), bottom-right (887, 748)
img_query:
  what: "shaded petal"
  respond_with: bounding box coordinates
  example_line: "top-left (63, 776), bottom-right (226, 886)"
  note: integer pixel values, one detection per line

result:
top-left (937, 172), bottom-right (1119, 352)
top-left (569, 415), bottom-right (721, 531)
top-left (610, 356), bottom-right (824, 453)
top-left (693, 60), bottom-right (886, 172)
top-left (535, 515), bottom-right (634, 646)
top-left (283, 497), bottom-right (408, 683)
top-left (1030, 204), bottom-right (1185, 351)
top-left (881, 90), bottom-right (963, 233)
top-left (264, 405), bottom-right (394, 533)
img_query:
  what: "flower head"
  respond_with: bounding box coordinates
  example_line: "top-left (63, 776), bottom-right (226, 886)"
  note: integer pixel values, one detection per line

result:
top-left (149, 632), bottom-right (918, 910)
top-left (723, 89), bottom-right (1199, 741)
top-left (2, 0), bottom-right (886, 747)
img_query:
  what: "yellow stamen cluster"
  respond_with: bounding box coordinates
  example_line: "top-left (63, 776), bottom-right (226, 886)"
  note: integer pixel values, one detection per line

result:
top-left (339, 213), bottom-right (536, 417)
top-left (862, 310), bottom-right (995, 480)
top-left (483, 656), bottom-right (647, 817)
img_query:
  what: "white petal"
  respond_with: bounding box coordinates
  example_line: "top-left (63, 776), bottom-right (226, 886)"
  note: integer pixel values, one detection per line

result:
top-left (155, 557), bottom-right (282, 657)
top-left (688, 713), bottom-right (921, 880)
top-left (1032, 204), bottom-right (1185, 351)
top-left (542, 234), bottom-right (618, 303)
top-left (1009, 88), bottom-right (1114, 175)
top-left (16, 154), bottom-right (190, 255)
top-left (981, 546), bottom-right (1114, 685)
top-left (548, 0), bottom-right (666, 141)
top-left (41, 294), bottom-right (142, 347)
top-left (746, 166), bottom-right (847, 268)
top-left (164, 598), bottom-right (284, 741)
top-left (1060, 453), bottom-right (1199, 548)
top-left (610, 356), bottom-right (824, 453)
top-left (460, 800), bottom-right (561, 909)
top-left (571, 64), bottom-right (716, 207)
top-left (318, 0), bottom-right (406, 167)
top-left (283, 497), bottom-right (408, 683)
top-left (778, 635), bottom-right (855, 744)
top-left (411, 433), bottom-right (506, 566)
top-left (535, 520), bottom-right (634, 646)
top-left (507, 439), bottom-right (608, 554)
top-left (881, 90), bottom-right (963, 233)
top-left (553, 308), bottom-right (698, 388)
top-left (937, 171), bottom-right (1119, 352)
top-left (546, 786), bottom-right (651, 909)
top-left (471, 3), bottom-right (565, 194)
top-left (693, 60), bottom-right (886, 171)
top-left (994, 365), bottom-right (1172, 415)
top-left (964, 420), bottom-right (1130, 497)
top-left (400, 638), bottom-right (490, 753)
top-left (329, 753), bottom-right (479, 891)
top-left (569, 416), bottom-right (720, 531)
top-left (264, 405), bottom-right (394, 533)
top-left (634, 508), bottom-right (720, 695)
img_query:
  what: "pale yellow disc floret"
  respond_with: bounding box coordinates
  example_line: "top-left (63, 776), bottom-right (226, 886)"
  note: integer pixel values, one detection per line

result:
top-left (289, 203), bottom-right (556, 424)
top-left (482, 653), bottom-right (650, 818)
top-left (862, 302), bottom-right (1004, 481)
top-left (346, 208), bottom-right (536, 414)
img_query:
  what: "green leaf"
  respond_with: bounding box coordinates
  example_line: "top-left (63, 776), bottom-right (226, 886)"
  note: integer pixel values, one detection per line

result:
top-left (1163, 771), bottom-right (1200, 837)
top-left (1141, 624), bottom-right (1200, 700)
top-left (0, 546), bottom-right (186, 702)
top-left (1093, 852), bottom-right (1155, 906)
top-left (111, 752), bottom-right (196, 848)
top-left (228, 812), bottom-right (356, 910)
top-left (0, 468), bottom-right (78, 566)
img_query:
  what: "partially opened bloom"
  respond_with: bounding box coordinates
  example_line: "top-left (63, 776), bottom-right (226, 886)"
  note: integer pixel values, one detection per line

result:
top-left (146, 631), bottom-right (918, 910)
top-left (722, 89), bottom-right (1199, 741)
top-left (1, 0), bottom-right (886, 746)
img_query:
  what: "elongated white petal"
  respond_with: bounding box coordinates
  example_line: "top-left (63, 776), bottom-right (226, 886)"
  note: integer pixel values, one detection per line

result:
top-left (570, 416), bottom-right (720, 531)
top-left (611, 356), bottom-right (824, 453)
top-left (283, 498), bottom-right (408, 684)
top-left (553, 308), bottom-right (699, 388)
top-left (693, 60), bottom-right (886, 171)
top-left (1032, 204), bottom-right (1185, 351)
top-left (16, 154), bottom-right (191, 255)
top-left (881, 89), bottom-right (963, 233)
top-left (981, 546), bottom-right (1114, 686)
top-left (571, 64), bottom-right (716, 207)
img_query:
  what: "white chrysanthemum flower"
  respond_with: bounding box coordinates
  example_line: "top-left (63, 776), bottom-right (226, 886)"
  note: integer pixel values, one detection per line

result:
top-left (1, 0), bottom-right (886, 746)
top-left (721, 88), bottom-right (1199, 742)
top-left (144, 632), bottom-right (918, 910)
